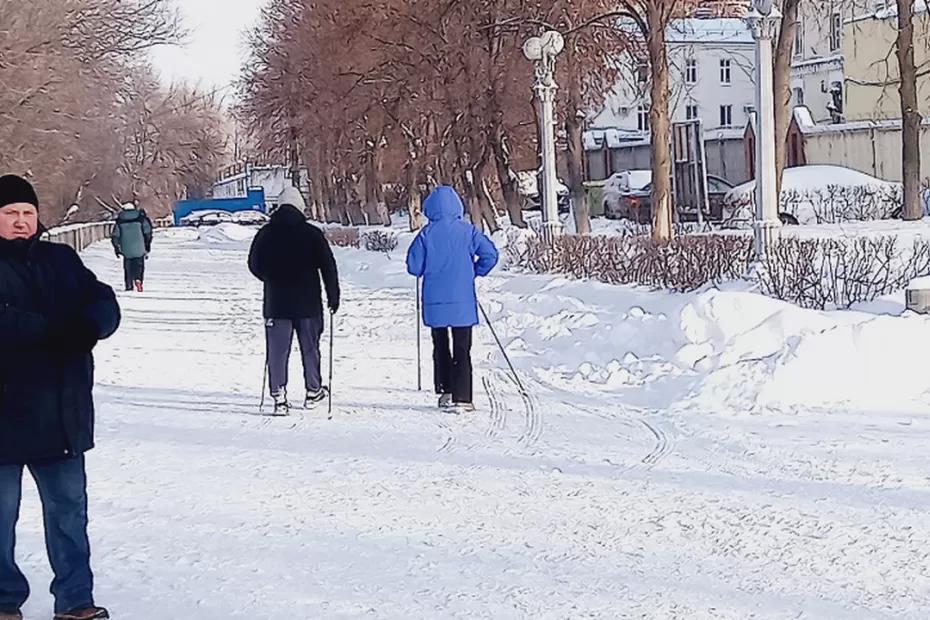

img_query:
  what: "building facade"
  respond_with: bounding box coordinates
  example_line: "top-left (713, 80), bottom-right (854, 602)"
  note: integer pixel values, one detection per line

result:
top-left (212, 164), bottom-right (310, 211)
top-left (843, 1), bottom-right (930, 122)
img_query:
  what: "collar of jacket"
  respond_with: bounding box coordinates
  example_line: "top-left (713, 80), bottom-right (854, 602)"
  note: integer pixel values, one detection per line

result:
top-left (0, 224), bottom-right (45, 259)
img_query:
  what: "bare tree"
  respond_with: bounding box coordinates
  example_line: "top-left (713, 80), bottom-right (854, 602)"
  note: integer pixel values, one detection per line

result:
top-left (895, 0), bottom-right (923, 220)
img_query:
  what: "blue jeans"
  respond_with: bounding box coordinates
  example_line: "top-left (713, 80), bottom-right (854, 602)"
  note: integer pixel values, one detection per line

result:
top-left (0, 456), bottom-right (94, 614)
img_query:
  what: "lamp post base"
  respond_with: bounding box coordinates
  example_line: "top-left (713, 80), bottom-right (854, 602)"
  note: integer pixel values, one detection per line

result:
top-left (541, 219), bottom-right (563, 243)
top-left (753, 218), bottom-right (782, 263)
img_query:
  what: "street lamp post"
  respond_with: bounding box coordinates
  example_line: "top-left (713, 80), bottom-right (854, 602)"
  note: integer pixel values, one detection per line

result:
top-left (745, 0), bottom-right (782, 264)
top-left (524, 30), bottom-right (565, 241)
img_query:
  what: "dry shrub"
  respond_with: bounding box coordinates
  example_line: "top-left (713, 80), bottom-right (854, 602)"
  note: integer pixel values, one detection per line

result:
top-left (363, 230), bottom-right (399, 253)
top-left (511, 231), bottom-right (930, 309)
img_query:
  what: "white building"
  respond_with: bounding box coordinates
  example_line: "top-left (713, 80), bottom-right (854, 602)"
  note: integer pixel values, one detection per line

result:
top-left (590, 18), bottom-right (756, 137)
top-left (212, 164), bottom-right (310, 210)
top-left (790, 1), bottom-right (852, 124)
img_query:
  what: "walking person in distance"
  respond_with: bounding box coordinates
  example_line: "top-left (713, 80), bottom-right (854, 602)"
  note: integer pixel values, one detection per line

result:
top-left (110, 201), bottom-right (152, 293)
top-left (406, 185), bottom-right (499, 412)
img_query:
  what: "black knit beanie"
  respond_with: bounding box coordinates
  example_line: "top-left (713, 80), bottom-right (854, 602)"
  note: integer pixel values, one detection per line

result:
top-left (0, 175), bottom-right (39, 210)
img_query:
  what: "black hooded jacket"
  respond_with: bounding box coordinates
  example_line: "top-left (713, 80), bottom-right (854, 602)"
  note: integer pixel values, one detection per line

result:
top-left (247, 205), bottom-right (340, 319)
top-left (0, 234), bottom-right (120, 465)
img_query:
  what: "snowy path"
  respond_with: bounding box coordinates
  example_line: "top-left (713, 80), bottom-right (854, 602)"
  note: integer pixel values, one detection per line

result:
top-left (14, 228), bottom-right (930, 619)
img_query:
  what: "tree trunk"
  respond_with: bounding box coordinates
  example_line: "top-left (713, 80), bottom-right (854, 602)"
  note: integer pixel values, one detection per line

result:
top-left (461, 170), bottom-right (484, 231)
top-left (474, 159), bottom-right (500, 233)
top-left (647, 4), bottom-right (673, 243)
top-left (566, 110), bottom-right (591, 235)
top-left (491, 130), bottom-right (526, 227)
top-left (774, 0), bottom-right (801, 196)
top-left (405, 158), bottom-right (424, 231)
top-left (896, 0), bottom-right (923, 220)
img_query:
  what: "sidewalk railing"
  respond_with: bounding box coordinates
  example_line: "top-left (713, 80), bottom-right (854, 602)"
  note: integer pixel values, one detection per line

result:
top-left (43, 222), bottom-right (115, 253)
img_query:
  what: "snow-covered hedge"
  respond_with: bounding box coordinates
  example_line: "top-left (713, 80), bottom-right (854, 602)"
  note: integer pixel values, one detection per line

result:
top-left (725, 184), bottom-right (904, 227)
top-left (508, 231), bottom-right (930, 310)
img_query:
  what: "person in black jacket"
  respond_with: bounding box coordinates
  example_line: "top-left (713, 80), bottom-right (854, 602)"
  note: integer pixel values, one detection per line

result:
top-left (0, 175), bottom-right (119, 620)
top-left (248, 186), bottom-right (340, 414)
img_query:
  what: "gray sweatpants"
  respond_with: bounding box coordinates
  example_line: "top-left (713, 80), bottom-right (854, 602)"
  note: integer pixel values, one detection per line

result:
top-left (265, 317), bottom-right (324, 394)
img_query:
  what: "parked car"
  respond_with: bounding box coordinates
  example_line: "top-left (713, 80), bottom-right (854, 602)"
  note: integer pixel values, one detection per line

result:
top-left (604, 172), bottom-right (735, 223)
top-left (515, 169), bottom-right (572, 213)
top-left (231, 210), bottom-right (270, 226)
top-left (179, 209), bottom-right (235, 227)
top-left (602, 170), bottom-right (652, 219)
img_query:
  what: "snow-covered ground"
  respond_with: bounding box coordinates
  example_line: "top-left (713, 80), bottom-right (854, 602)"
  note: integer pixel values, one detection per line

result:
top-left (15, 225), bottom-right (930, 619)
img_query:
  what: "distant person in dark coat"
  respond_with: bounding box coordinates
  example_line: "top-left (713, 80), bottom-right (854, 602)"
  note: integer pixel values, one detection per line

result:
top-left (0, 174), bottom-right (120, 620)
top-left (406, 186), bottom-right (499, 412)
top-left (111, 202), bottom-right (152, 292)
top-left (248, 186), bottom-right (340, 414)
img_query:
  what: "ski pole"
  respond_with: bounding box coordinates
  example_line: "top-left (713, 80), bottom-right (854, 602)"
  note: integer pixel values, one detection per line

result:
top-left (478, 301), bottom-right (526, 395)
top-left (260, 321), bottom-right (269, 413)
top-left (416, 278), bottom-right (422, 391)
top-left (328, 308), bottom-right (335, 420)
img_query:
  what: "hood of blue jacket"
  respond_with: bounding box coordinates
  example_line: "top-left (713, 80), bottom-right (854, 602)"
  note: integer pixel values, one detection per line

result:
top-left (424, 186), bottom-right (464, 222)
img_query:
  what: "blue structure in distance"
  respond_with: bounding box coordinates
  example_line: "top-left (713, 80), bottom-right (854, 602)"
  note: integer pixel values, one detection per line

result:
top-left (173, 187), bottom-right (267, 225)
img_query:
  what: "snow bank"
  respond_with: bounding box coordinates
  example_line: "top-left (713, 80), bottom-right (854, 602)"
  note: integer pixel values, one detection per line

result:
top-left (727, 165), bottom-right (897, 203)
top-left (198, 223), bottom-right (257, 245)
top-left (484, 274), bottom-right (930, 414)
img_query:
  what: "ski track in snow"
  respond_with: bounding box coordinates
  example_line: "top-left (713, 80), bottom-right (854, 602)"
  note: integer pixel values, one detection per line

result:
top-left (12, 228), bottom-right (930, 619)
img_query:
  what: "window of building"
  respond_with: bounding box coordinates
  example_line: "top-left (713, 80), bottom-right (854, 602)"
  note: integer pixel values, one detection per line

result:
top-left (719, 105), bottom-right (733, 127)
top-left (636, 62), bottom-right (649, 84)
top-left (794, 18), bottom-right (804, 56)
top-left (686, 104), bottom-right (699, 120)
top-left (793, 87), bottom-right (805, 106)
top-left (719, 58), bottom-right (732, 85)
top-left (637, 105), bottom-right (650, 131)
top-left (685, 58), bottom-right (698, 84)
top-left (830, 12), bottom-right (842, 52)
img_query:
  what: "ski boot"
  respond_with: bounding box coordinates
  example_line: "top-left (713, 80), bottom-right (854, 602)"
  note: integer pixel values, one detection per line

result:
top-left (304, 386), bottom-right (329, 408)
top-left (134, 279), bottom-right (144, 293)
top-left (452, 401), bottom-right (476, 414)
top-left (270, 388), bottom-right (289, 415)
top-left (54, 607), bottom-right (110, 620)
top-left (438, 393), bottom-right (454, 409)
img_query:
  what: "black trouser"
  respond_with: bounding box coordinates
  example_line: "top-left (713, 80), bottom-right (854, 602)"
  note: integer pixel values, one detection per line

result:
top-left (123, 257), bottom-right (145, 291)
top-left (431, 327), bottom-right (473, 404)
top-left (266, 317), bottom-right (324, 395)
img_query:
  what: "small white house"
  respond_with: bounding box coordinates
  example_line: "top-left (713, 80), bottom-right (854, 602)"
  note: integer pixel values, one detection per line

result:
top-left (212, 164), bottom-right (310, 211)
top-left (590, 18), bottom-right (756, 136)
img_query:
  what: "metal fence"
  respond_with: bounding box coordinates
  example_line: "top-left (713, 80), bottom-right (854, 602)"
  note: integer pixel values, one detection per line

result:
top-left (43, 222), bottom-right (115, 253)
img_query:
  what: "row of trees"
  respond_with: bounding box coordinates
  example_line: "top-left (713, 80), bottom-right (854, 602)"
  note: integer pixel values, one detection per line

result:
top-left (240, 0), bottom-right (925, 238)
top-left (0, 0), bottom-right (227, 222)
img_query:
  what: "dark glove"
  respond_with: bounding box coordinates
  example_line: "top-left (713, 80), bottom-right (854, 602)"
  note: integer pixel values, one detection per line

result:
top-left (47, 316), bottom-right (100, 354)
top-left (115, 249), bottom-right (122, 258)
top-left (328, 299), bottom-right (340, 315)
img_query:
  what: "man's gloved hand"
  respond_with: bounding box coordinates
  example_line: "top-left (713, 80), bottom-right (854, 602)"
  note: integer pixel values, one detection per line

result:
top-left (47, 316), bottom-right (100, 354)
top-left (114, 249), bottom-right (122, 258)
top-left (328, 299), bottom-right (340, 315)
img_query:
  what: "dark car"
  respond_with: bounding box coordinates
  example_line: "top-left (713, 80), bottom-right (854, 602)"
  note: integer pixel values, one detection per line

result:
top-left (608, 174), bottom-right (735, 223)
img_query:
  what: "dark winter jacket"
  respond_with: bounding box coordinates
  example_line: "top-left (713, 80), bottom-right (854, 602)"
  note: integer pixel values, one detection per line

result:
top-left (0, 234), bottom-right (121, 465)
top-left (248, 205), bottom-right (340, 319)
top-left (112, 208), bottom-right (153, 259)
top-left (406, 186), bottom-right (499, 327)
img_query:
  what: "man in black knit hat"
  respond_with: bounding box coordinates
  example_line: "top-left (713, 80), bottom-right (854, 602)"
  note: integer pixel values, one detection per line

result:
top-left (0, 175), bottom-right (119, 620)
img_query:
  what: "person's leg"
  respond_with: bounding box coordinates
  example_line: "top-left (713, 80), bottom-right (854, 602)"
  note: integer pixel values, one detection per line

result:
top-left (136, 257), bottom-right (145, 285)
top-left (29, 456), bottom-right (94, 614)
top-left (265, 319), bottom-right (294, 396)
top-left (431, 327), bottom-right (452, 395)
top-left (294, 316), bottom-right (324, 393)
top-left (0, 465), bottom-right (28, 614)
top-left (122, 258), bottom-right (132, 291)
top-left (451, 327), bottom-right (473, 404)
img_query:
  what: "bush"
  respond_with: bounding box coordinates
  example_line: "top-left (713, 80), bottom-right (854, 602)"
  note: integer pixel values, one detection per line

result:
top-left (363, 230), bottom-right (399, 253)
top-left (726, 184), bottom-right (903, 227)
top-left (509, 231), bottom-right (930, 309)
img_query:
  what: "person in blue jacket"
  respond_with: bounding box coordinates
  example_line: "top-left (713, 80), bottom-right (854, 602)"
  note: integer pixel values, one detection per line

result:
top-left (406, 186), bottom-right (499, 411)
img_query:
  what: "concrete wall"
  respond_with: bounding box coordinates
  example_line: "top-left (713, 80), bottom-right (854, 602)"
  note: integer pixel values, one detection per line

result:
top-left (585, 135), bottom-right (749, 184)
top-left (803, 122), bottom-right (930, 183)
